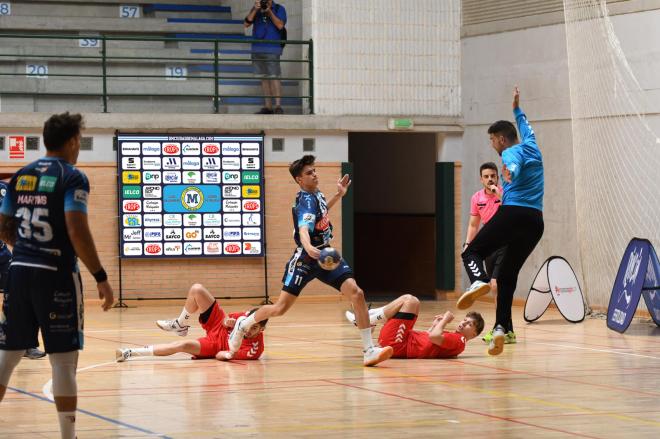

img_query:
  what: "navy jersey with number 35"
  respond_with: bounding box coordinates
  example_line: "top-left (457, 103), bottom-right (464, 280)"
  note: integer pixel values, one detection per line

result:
top-left (0, 157), bottom-right (89, 271)
top-left (291, 190), bottom-right (333, 248)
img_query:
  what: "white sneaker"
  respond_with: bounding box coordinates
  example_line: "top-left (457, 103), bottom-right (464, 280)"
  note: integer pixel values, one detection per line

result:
top-left (363, 345), bottom-right (393, 367)
top-left (228, 316), bottom-right (248, 353)
top-left (456, 280), bottom-right (491, 310)
top-left (156, 319), bottom-right (189, 337)
top-left (344, 310), bottom-right (380, 326)
top-left (488, 325), bottom-right (506, 356)
top-left (116, 348), bottom-right (131, 363)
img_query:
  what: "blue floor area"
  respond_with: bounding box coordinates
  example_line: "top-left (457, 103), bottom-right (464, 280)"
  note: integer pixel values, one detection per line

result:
top-left (144, 4), bottom-right (231, 13)
top-left (189, 64), bottom-right (253, 73)
top-left (167, 18), bottom-right (243, 25)
top-left (219, 79), bottom-right (299, 87)
top-left (174, 33), bottom-right (251, 40)
top-left (221, 96), bottom-right (302, 106)
top-left (191, 48), bottom-right (253, 55)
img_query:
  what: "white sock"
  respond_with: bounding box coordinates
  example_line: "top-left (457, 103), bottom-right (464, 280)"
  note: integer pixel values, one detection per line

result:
top-left (57, 411), bottom-right (76, 439)
top-left (360, 328), bottom-right (374, 351)
top-left (177, 307), bottom-right (192, 327)
top-left (240, 314), bottom-right (257, 330)
top-left (369, 307), bottom-right (386, 325)
top-left (129, 346), bottom-right (154, 357)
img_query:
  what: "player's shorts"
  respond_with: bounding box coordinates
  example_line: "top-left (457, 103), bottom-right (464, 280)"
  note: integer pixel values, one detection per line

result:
top-left (0, 257), bottom-right (10, 292)
top-left (377, 312), bottom-right (417, 358)
top-left (196, 301), bottom-right (226, 358)
top-left (281, 247), bottom-right (354, 296)
top-left (0, 264), bottom-right (84, 353)
top-left (485, 246), bottom-right (506, 280)
top-left (252, 52), bottom-right (282, 78)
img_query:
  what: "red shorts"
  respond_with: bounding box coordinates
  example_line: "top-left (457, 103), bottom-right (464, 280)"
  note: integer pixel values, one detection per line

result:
top-left (196, 302), bottom-right (226, 358)
top-left (378, 316), bottom-right (417, 358)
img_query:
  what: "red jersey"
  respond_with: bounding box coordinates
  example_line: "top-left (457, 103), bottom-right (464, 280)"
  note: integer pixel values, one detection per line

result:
top-left (197, 304), bottom-right (264, 360)
top-left (378, 317), bottom-right (466, 359)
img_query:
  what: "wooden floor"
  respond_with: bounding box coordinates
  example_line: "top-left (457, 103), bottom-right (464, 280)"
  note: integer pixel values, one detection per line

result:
top-left (1, 297), bottom-right (659, 438)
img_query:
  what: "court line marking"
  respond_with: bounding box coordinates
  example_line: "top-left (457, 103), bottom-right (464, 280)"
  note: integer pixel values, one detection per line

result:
top-left (525, 340), bottom-right (660, 360)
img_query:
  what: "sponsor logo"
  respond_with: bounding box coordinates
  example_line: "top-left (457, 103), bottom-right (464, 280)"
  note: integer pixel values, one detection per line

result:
top-left (202, 157), bottom-right (220, 170)
top-left (242, 185), bottom-right (260, 198)
top-left (223, 228), bottom-right (241, 240)
top-left (203, 213), bottom-right (222, 226)
top-left (181, 187), bottom-right (204, 211)
top-left (242, 199), bottom-right (261, 212)
top-left (242, 157), bottom-right (260, 170)
top-left (122, 157), bottom-right (140, 170)
top-left (223, 199), bottom-right (241, 212)
top-left (123, 228), bottom-right (142, 241)
top-left (222, 157), bottom-right (240, 170)
top-left (164, 242), bottom-right (183, 255)
top-left (224, 242), bottom-right (242, 254)
top-left (242, 171), bottom-right (260, 184)
top-left (143, 185), bottom-right (162, 198)
top-left (223, 185), bottom-right (241, 198)
top-left (163, 171), bottom-right (181, 184)
top-left (222, 142), bottom-right (240, 155)
top-left (142, 157), bottom-right (161, 170)
top-left (163, 157), bottom-right (181, 170)
top-left (74, 189), bottom-right (88, 205)
top-left (242, 227), bottom-right (261, 240)
top-left (184, 228), bottom-right (201, 240)
top-left (164, 228), bottom-right (183, 240)
top-left (123, 243), bottom-right (142, 256)
top-left (122, 185), bottom-right (141, 199)
top-left (243, 241), bottom-right (262, 255)
top-left (162, 143), bottom-right (180, 155)
top-left (612, 309), bottom-right (627, 325)
top-left (241, 142), bottom-right (260, 156)
top-left (121, 142), bottom-right (140, 155)
top-left (617, 247), bottom-right (644, 309)
top-left (37, 175), bottom-right (57, 193)
top-left (16, 175), bottom-right (37, 191)
top-left (184, 242), bottom-right (202, 255)
top-left (144, 243), bottom-right (163, 255)
top-left (143, 214), bottom-right (162, 227)
top-left (182, 157), bottom-right (201, 170)
top-left (182, 171), bottom-right (201, 184)
top-left (243, 213), bottom-right (261, 226)
top-left (122, 171), bottom-right (141, 184)
top-left (183, 213), bottom-right (201, 227)
top-left (204, 228), bottom-right (222, 240)
top-left (204, 242), bottom-right (222, 255)
top-left (202, 143), bottom-right (220, 155)
top-left (164, 214), bottom-right (182, 226)
top-left (16, 194), bottom-right (47, 205)
top-left (315, 215), bottom-right (330, 231)
top-left (222, 171), bottom-right (240, 183)
top-left (223, 214), bottom-right (241, 226)
top-left (202, 171), bottom-right (220, 184)
top-left (143, 171), bottom-right (161, 183)
top-left (123, 200), bottom-right (141, 213)
top-left (182, 143), bottom-right (201, 155)
top-left (143, 199), bottom-right (162, 213)
top-left (302, 213), bottom-right (315, 223)
top-left (141, 142), bottom-right (161, 155)
top-left (144, 228), bottom-right (163, 241)
top-left (123, 214), bottom-right (141, 227)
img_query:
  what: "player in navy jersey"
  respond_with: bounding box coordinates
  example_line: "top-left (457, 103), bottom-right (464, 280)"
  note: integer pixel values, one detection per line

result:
top-left (228, 155), bottom-right (393, 367)
top-left (0, 112), bottom-right (114, 439)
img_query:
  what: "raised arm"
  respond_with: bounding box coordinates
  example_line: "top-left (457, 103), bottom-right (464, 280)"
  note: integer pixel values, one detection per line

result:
top-left (512, 86), bottom-right (536, 146)
top-left (326, 174), bottom-right (351, 210)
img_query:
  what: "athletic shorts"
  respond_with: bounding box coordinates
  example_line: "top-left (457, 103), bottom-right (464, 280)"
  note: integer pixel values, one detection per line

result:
top-left (485, 246), bottom-right (506, 280)
top-left (0, 258), bottom-right (10, 292)
top-left (281, 247), bottom-right (354, 296)
top-left (377, 312), bottom-right (417, 358)
top-left (196, 302), bottom-right (226, 359)
top-left (0, 265), bottom-right (84, 353)
top-left (252, 52), bottom-right (282, 78)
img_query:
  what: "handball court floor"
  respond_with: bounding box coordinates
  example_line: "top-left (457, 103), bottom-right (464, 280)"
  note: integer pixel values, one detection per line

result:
top-left (0, 297), bottom-right (658, 438)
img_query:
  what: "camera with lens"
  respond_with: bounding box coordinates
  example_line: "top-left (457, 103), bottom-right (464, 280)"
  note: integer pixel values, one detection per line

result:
top-left (260, 0), bottom-right (268, 10)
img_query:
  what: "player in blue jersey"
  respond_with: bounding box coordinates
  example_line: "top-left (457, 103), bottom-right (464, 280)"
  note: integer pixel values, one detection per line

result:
top-left (0, 112), bottom-right (114, 439)
top-left (457, 87), bottom-right (545, 356)
top-left (226, 155), bottom-right (393, 366)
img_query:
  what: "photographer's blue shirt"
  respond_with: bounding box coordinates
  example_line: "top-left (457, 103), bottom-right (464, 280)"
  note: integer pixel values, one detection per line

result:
top-left (252, 2), bottom-right (287, 55)
top-left (501, 106), bottom-right (544, 211)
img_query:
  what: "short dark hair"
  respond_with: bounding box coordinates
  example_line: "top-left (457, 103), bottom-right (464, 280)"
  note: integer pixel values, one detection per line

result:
top-left (289, 155), bottom-right (315, 180)
top-left (487, 120), bottom-right (518, 143)
top-left (43, 112), bottom-right (84, 151)
top-left (466, 311), bottom-right (485, 336)
top-left (247, 308), bottom-right (268, 328)
top-left (479, 162), bottom-right (498, 176)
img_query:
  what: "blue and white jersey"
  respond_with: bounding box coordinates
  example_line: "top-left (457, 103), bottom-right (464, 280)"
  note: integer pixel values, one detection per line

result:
top-left (291, 190), bottom-right (333, 248)
top-left (501, 106), bottom-right (544, 211)
top-left (0, 157), bottom-right (89, 271)
top-left (0, 181), bottom-right (12, 264)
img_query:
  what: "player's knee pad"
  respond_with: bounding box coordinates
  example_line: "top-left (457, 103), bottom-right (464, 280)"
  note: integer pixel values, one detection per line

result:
top-left (49, 351), bottom-right (79, 397)
top-left (0, 350), bottom-right (24, 387)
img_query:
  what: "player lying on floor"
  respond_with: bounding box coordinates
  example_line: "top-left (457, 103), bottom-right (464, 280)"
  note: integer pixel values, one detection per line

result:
top-left (116, 283), bottom-right (267, 362)
top-left (346, 294), bottom-right (484, 358)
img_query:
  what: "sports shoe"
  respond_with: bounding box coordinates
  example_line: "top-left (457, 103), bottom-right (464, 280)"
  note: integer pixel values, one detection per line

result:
top-left (483, 330), bottom-right (517, 344)
top-left (344, 310), bottom-right (380, 327)
top-left (488, 325), bottom-right (506, 356)
top-left (156, 319), bottom-right (189, 337)
top-left (456, 280), bottom-right (491, 310)
top-left (273, 106), bottom-right (284, 114)
top-left (363, 345), bottom-right (393, 367)
top-left (24, 348), bottom-right (46, 359)
top-left (228, 315), bottom-right (248, 353)
top-left (116, 348), bottom-right (131, 363)
top-left (255, 107), bottom-right (274, 114)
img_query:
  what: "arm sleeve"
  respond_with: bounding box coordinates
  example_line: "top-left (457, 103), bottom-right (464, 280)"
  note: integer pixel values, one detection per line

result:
top-left (275, 4), bottom-right (287, 24)
top-left (439, 332), bottom-right (466, 356)
top-left (296, 193), bottom-right (316, 229)
top-left (501, 147), bottom-right (524, 182)
top-left (233, 334), bottom-right (265, 360)
top-left (514, 106), bottom-right (538, 148)
top-left (469, 192), bottom-right (479, 216)
top-left (64, 169), bottom-right (90, 213)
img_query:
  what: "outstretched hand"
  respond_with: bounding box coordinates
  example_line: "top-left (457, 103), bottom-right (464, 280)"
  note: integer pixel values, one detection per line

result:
top-left (336, 174), bottom-right (352, 197)
top-left (216, 351), bottom-right (233, 361)
top-left (513, 86), bottom-right (520, 109)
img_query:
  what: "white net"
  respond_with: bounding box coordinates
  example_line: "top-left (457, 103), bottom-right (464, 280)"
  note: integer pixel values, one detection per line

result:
top-left (563, 0), bottom-right (660, 306)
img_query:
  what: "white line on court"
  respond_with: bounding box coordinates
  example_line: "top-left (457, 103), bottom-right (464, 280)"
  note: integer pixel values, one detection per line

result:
top-left (526, 341), bottom-right (660, 360)
top-left (42, 361), bottom-right (117, 401)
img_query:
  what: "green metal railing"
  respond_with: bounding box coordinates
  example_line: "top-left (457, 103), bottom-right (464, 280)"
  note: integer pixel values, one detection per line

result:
top-left (0, 33), bottom-right (314, 114)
